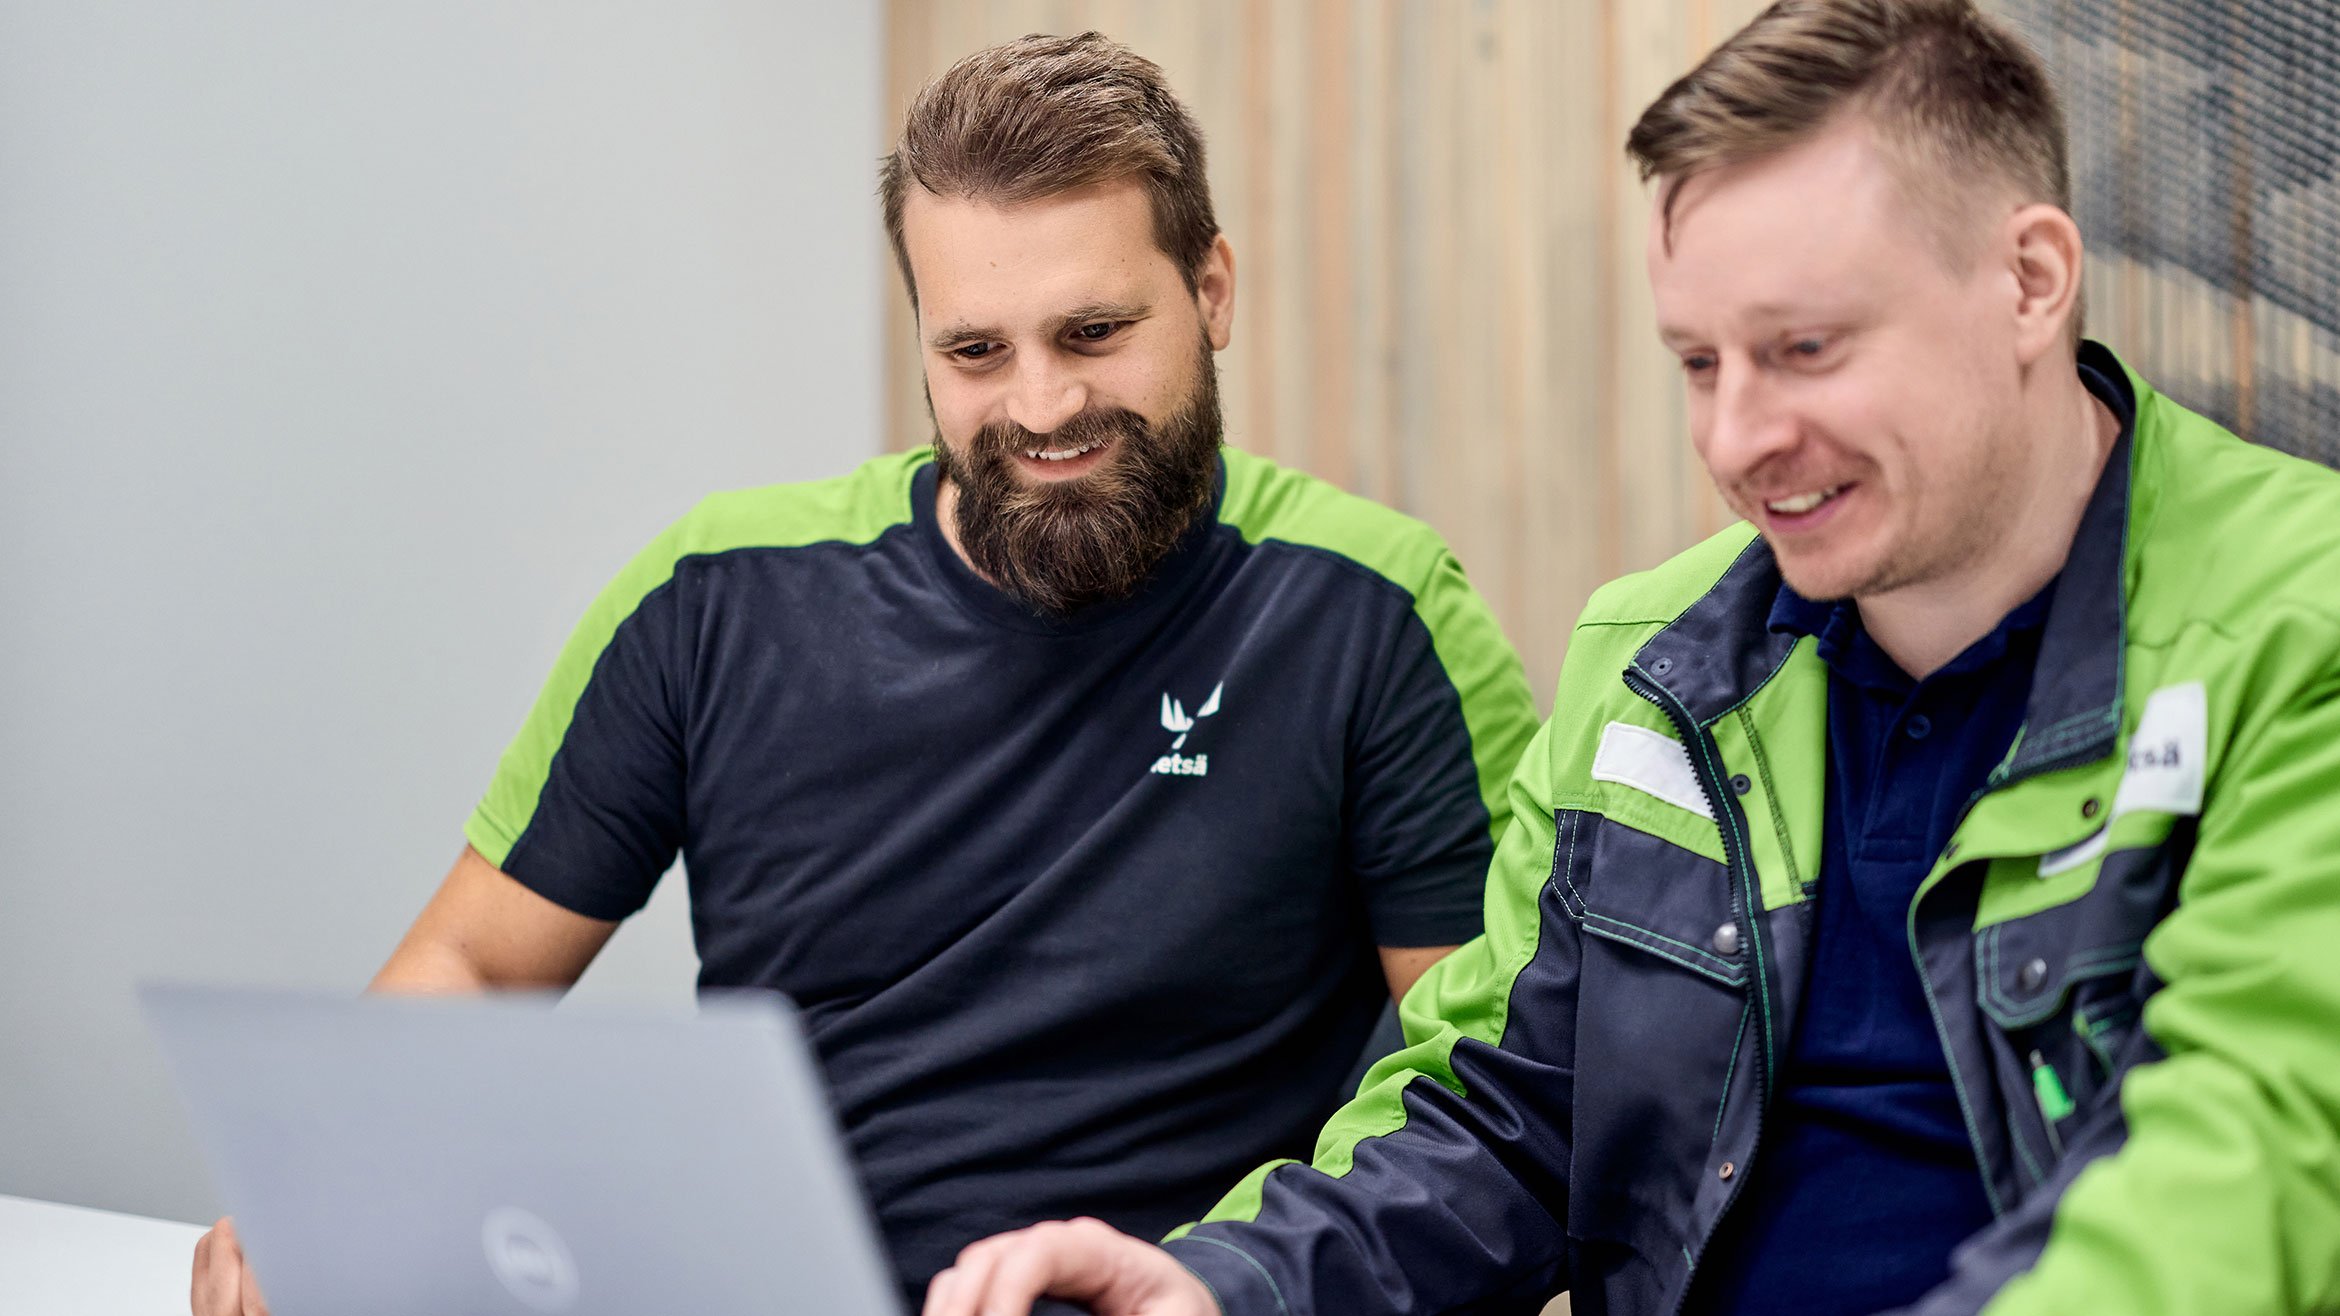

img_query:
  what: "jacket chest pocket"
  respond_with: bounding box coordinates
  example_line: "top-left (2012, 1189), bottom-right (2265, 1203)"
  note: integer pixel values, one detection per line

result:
top-left (1551, 808), bottom-right (1750, 1245)
top-left (1974, 834), bottom-right (2183, 1182)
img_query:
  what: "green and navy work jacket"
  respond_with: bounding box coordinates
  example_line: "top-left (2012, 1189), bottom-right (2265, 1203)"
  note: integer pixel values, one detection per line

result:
top-left (1165, 343), bottom-right (2340, 1315)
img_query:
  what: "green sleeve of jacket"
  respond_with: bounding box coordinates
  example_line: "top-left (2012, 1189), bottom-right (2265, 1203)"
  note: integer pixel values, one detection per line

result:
top-left (1978, 618), bottom-right (2340, 1314)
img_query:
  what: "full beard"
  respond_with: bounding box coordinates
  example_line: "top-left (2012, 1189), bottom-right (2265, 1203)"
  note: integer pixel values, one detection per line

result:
top-left (931, 342), bottom-right (1223, 616)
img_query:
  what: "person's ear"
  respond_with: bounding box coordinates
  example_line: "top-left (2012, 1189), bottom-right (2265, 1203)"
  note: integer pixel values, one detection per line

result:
top-left (1195, 233), bottom-right (1235, 351)
top-left (2007, 202), bottom-right (2084, 364)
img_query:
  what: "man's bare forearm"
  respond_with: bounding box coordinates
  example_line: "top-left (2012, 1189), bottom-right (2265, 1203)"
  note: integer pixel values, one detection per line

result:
top-left (369, 936), bottom-right (495, 993)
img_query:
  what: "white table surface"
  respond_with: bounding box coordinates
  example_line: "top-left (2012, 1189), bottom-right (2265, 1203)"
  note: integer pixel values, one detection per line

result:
top-left (2, 1194), bottom-right (205, 1316)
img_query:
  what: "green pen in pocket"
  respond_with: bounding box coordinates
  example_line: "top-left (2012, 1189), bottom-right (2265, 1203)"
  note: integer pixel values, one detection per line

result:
top-left (2031, 1048), bottom-right (2076, 1137)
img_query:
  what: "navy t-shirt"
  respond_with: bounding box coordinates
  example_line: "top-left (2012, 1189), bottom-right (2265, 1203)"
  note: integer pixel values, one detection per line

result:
top-left (464, 447), bottom-right (1537, 1289)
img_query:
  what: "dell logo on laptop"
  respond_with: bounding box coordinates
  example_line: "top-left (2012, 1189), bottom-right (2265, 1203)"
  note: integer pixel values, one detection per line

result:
top-left (482, 1206), bottom-right (581, 1311)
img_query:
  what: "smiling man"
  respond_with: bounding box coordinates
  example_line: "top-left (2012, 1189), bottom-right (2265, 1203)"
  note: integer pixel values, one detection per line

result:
top-left (927, 3), bottom-right (2340, 1314)
top-left (187, 32), bottom-right (1537, 1316)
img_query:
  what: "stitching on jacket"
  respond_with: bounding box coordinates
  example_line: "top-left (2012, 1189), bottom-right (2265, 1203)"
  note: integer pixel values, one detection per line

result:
top-left (1551, 809), bottom-right (1590, 920)
top-left (1734, 705), bottom-right (1803, 892)
top-left (1664, 688), bottom-right (1776, 1081)
top-left (1580, 915), bottom-right (1745, 987)
top-left (1712, 1000), bottom-right (1753, 1144)
top-left (2015, 707), bottom-right (2124, 771)
top-left (1557, 807), bottom-right (1743, 983)
top-left (2078, 998), bottom-right (2143, 1075)
top-left (1546, 809), bottom-right (1571, 908)
top-left (2014, 1123), bottom-right (2050, 1185)
top-left (2009, 1097), bottom-right (2050, 1186)
top-left (1661, 536), bottom-right (1799, 724)
top-left (2029, 702), bottom-right (2118, 742)
top-left (1179, 1235), bottom-right (1292, 1316)
top-left (2025, 712), bottom-right (2120, 757)
top-left (1563, 809), bottom-right (1588, 917)
top-left (1707, 640), bottom-right (1801, 724)
top-left (1643, 533), bottom-right (1770, 654)
top-left (1579, 923), bottom-right (1734, 983)
top-left (1978, 925), bottom-right (2147, 1025)
top-left (1981, 932), bottom-right (2054, 1186)
top-left (1178, 1264), bottom-right (1227, 1316)
top-left (1981, 930), bottom-right (2023, 1022)
top-left (1580, 912), bottom-right (1737, 976)
top-left (2066, 945), bottom-right (2143, 976)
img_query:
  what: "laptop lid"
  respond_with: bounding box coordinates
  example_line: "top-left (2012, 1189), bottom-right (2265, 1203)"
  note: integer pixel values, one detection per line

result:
top-left (140, 983), bottom-right (900, 1316)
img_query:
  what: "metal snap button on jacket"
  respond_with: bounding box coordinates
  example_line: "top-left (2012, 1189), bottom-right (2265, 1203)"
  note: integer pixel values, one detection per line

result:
top-left (1713, 922), bottom-right (1741, 956)
top-left (2019, 958), bottom-right (2050, 992)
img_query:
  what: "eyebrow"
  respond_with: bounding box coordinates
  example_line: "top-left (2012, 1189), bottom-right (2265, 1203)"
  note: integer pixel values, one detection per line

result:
top-left (1658, 305), bottom-right (1850, 346)
top-left (924, 300), bottom-right (1153, 351)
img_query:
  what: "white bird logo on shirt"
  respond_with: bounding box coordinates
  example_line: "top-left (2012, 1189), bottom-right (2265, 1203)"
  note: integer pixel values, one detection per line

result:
top-left (1161, 682), bottom-right (1224, 750)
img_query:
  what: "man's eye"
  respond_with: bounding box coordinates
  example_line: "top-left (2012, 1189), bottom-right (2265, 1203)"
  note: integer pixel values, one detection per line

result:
top-left (1072, 322), bottom-right (1121, 343)
top-left (1681, 354), bottom-right (1717, 375)
top-left (953, 342), bottom-right (996, 361)
top-left (1789, 338), bottom-right (1828, 358)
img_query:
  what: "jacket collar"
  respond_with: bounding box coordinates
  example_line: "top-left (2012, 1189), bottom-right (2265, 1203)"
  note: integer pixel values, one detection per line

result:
top-left (1633, 341), bottom-right (2138, 779)
top-left (2005, 343), bottom-right (2134, 780)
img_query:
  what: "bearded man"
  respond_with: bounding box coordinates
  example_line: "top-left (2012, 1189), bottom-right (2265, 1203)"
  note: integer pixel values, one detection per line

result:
top-left (187, 30), bottom-right (1537, 1316)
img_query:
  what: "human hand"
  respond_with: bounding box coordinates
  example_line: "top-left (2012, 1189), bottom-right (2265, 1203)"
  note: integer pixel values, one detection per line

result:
top-left (922, 1217), bottom-right (1219, 1316)
top-left (190, 1217), bottom-right (271, 1316)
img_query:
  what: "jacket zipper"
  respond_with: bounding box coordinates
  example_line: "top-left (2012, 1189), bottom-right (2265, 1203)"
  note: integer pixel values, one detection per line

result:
top-left (1625, 666), bottom-right (1774, 1315)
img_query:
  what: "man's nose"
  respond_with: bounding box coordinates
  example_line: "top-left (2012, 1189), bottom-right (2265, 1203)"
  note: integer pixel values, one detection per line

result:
top-left (1004, 357), bottom-right (1089, 437)
top-left (1701, 364), bottom-right (1798, 483)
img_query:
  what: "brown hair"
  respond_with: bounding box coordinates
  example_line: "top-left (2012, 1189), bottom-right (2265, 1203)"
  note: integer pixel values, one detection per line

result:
top-left (1627, 0), bottom-right (2069, 259)
top-left (880, 32), bottom-right (1219, 308)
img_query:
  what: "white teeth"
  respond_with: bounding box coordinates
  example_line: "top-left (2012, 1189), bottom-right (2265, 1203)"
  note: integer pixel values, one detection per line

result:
top-left (1025, 439), bottom-right (1105, 462)
top-left (1765, 485), bottom-right (1843, 515)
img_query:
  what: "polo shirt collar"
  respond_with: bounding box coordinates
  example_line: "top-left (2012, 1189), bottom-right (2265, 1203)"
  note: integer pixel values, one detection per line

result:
top-left (1765, 574), bottom-right (2059, 696)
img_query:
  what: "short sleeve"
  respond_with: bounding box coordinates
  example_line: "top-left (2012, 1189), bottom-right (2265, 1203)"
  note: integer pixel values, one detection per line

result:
top-left (464, 539), bottom-right (692, 922)
top-left (1345, 549), bottom-right (1538, 946)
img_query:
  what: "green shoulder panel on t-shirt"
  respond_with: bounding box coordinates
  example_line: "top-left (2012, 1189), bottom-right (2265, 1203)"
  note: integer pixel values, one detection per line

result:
top-left (1216, 447), bottom-right (1537, 845)
top-left (465, 449), bottom-right (930, 869)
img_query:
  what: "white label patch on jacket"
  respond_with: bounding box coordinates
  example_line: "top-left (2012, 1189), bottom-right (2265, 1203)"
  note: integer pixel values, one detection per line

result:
top-left (2114, 680), bottom-right (2207, 817)
top-left (1591, 721), bottom-right (1714, 820)
top-left (2039, 680), bottom-right (2207, 876)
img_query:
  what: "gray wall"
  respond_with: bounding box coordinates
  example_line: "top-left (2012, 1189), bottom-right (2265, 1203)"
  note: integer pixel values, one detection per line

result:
top-left (0, 2), bottom-right (884, 1224)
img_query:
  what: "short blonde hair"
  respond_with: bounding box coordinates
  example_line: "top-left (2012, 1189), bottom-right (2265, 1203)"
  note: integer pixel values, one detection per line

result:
top-left (1628, 0), bottom-right (2068, 263)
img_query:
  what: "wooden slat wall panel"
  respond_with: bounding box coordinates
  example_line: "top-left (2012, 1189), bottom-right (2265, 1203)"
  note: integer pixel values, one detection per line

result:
top-left (885, 1), bottom-right (1770, 708)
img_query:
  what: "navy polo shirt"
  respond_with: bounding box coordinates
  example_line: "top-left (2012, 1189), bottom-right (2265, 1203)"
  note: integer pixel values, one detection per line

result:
top-left (1688, 579), bottom-right (2056, 1313)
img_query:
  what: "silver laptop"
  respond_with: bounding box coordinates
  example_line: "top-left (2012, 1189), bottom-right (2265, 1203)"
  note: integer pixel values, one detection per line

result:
top-left (140, 983), bottom-right (902, 1316)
